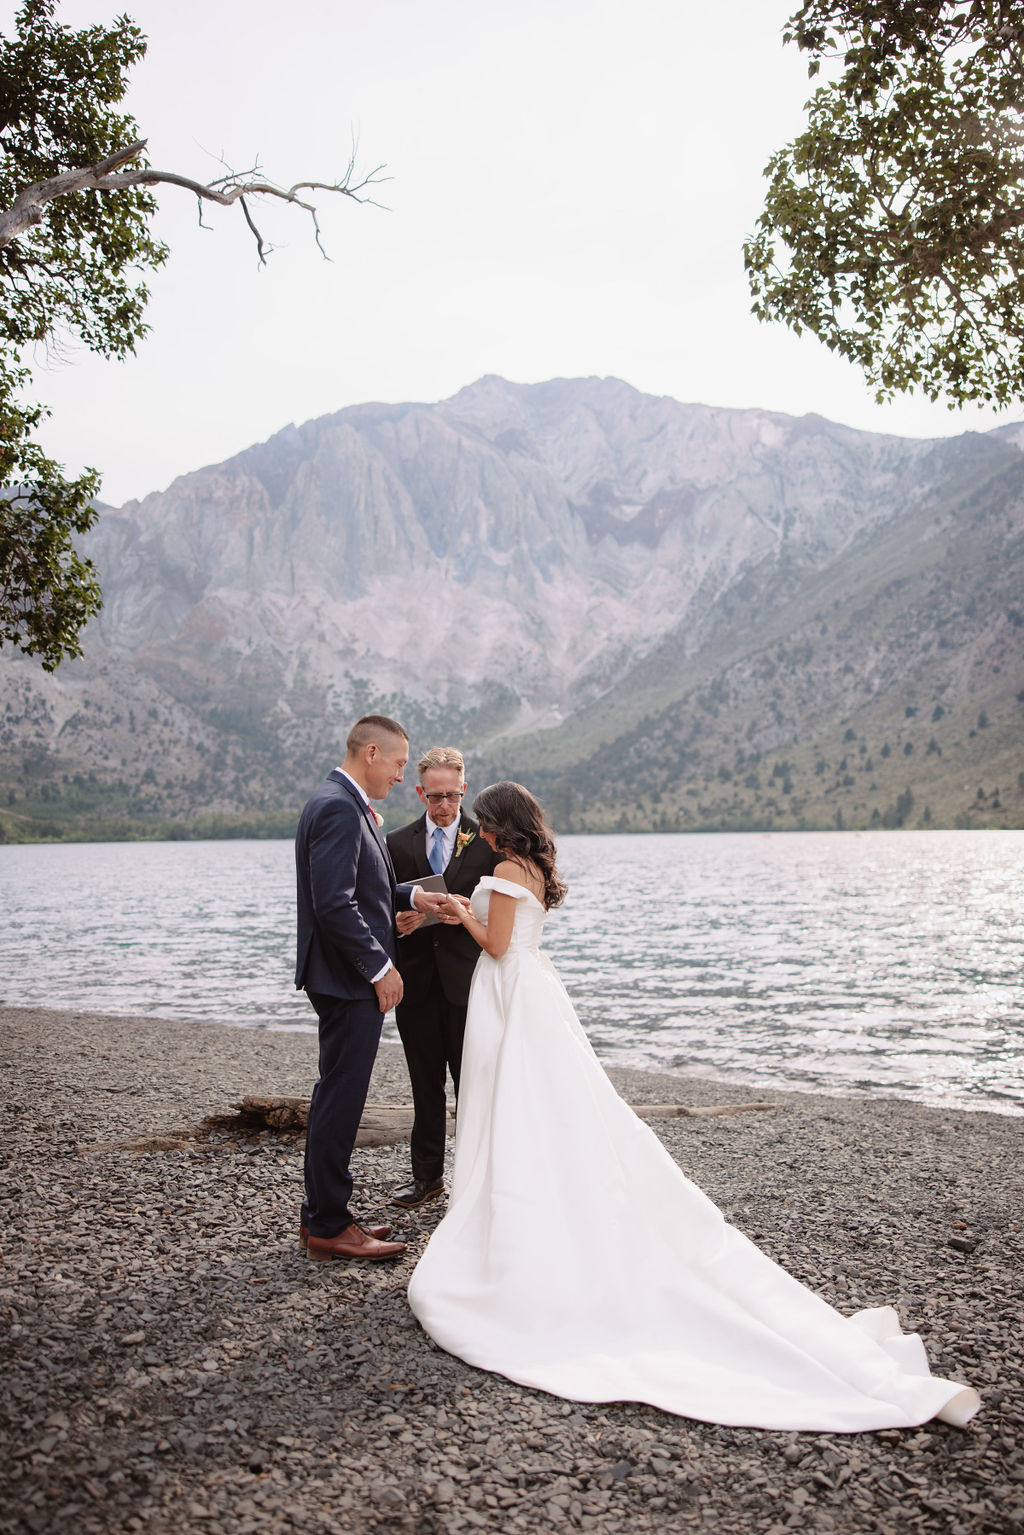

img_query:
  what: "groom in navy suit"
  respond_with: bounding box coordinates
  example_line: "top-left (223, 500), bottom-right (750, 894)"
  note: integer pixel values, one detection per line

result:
top-left (295, 714), bottom-right (446, 1261)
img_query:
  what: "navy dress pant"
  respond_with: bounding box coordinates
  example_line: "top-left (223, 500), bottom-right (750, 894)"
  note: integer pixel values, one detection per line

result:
top-left (302, 990), bottom-right (382, 1236)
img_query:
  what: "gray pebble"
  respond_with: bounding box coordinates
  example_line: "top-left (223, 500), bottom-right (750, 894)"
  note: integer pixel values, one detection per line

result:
top-left (0, 1003), bottom-right (1020, 1535)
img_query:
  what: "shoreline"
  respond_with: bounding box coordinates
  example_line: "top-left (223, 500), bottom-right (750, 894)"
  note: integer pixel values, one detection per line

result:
top-left (1, 1004), bottom-right (1021, 1535)
top-left (4, 998), bottom-right (1021, 1122)
top-left (5, 823), bottom-right (1024, 846)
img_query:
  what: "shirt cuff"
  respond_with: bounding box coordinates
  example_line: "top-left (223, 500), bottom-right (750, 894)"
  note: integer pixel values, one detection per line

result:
top-left (371, 959), bottom-right (392, 983)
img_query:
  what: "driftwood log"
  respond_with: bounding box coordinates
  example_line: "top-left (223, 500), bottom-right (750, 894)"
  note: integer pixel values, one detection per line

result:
top-left (120, 1099), bottom-right (776, 1154)
top-left (200, 1097), bottom-right (447, 1148)
top-left (202, 1096), bottom-right (775, 1146)
top-left (119, 1096), bottom-right (775, 1154)
top-left (633, 1102), bottom-right (775, 1120)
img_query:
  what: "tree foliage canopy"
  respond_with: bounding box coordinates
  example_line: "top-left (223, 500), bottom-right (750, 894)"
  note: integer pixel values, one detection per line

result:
top-left (0, 0), bottom-right (163, 669)
top-left (1, 0), bottom-right (382, 671)
top-left (745, 0), bottom-right (1024, 408)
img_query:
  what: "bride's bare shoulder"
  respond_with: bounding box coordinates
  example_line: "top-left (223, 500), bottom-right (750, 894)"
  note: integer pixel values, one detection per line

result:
top-left (493, 858), bottom-right (544, 899)
top-left (492, 858), bottom-right (529, 886)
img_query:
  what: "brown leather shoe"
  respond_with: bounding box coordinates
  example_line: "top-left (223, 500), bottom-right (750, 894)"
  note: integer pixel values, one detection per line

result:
top-left (299, 1222), bottom-right (391, 1248)
top-left (306, 1224), bottom-right (407, 1262)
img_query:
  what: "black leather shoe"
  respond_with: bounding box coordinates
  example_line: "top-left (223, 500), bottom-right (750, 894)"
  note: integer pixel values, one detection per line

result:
top-left (390, 1178), bottom-right (445, 1208)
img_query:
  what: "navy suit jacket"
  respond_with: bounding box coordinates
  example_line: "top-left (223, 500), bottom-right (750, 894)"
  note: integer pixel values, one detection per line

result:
top-left (295, 771), bottom-right (418, 1000)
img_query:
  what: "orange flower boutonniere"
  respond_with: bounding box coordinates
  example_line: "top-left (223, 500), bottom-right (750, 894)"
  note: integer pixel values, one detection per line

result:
top-left (455, 828), bottom-right (476, 857)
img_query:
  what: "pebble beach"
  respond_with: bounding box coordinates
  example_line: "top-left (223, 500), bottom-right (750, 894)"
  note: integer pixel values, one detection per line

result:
top-left (0, 1003), bottom-right (1021, 1535)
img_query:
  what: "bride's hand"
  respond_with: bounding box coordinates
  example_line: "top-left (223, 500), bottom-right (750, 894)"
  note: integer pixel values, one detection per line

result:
top-left (441, 893), bottom-right (472, 923)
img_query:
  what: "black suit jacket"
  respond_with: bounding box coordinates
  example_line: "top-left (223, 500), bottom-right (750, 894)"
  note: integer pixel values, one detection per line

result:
top-left (295, 771), bottom-right (418, 1000)
top-left (387, 812), bottom-right (499, 1007)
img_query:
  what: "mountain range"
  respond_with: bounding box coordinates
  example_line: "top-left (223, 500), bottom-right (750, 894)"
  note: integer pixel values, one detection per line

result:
top-left (2, 374), bottom-right (1022, 838)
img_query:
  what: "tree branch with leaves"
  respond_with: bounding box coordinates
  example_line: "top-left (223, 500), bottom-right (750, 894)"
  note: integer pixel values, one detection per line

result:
top-left (0, 0), bottom-right (384, 670)
top-left (745, 0), bottom-right (1024, 408)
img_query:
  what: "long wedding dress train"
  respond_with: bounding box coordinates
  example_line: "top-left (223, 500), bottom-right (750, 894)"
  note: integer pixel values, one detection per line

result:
top-left (407, 878), bottom-right (980, 1432)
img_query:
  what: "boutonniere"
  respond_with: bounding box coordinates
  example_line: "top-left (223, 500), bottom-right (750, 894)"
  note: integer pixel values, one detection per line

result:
top-left (455, 828), bottom-right (475, 857)
top-left (372, 809), bottom-right (384, 828)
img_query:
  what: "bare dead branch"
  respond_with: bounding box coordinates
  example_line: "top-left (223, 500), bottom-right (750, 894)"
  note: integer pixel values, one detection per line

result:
top-left (238, 195), bottom-right (270, 264)
top-left (0, 139), bottom-right (149, 248)
top-left (0, 141), bottom-right (390, 259)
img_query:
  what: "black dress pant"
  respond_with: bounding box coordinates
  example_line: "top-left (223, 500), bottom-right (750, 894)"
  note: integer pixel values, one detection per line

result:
top-left (395, 971), bottom-right (466, 1184)
top-left (302, 990), bottom-right (382, 1237)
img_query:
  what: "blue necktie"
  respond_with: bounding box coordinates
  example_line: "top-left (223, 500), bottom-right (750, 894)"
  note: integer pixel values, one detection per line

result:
top-left (429, 826), bottom-right (446, 876)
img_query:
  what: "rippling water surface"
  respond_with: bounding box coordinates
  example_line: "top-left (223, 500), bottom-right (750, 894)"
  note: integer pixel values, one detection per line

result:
top-left (1, 831), bottom-right (1021, 1114)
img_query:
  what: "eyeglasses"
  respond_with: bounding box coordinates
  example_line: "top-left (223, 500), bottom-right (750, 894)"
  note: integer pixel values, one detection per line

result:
top-left (423, 791), bottom-right (464, 804)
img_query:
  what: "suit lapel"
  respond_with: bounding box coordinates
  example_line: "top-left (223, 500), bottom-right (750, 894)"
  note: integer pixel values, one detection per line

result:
top-left (365, 805), bottom-right (397, 887)
top-left (332, 770), bottom-right (396, 887)
top-left (444, 813), bottom-right (483, 893)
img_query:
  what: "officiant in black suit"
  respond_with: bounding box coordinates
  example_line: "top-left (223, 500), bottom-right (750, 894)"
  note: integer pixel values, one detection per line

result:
top-left (386, 746), bottom-right (498, 1207)
top-left (294, 714), bottom-right (447, 1262)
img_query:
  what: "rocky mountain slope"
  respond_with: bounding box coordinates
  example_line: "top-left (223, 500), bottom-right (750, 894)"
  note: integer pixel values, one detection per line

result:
top-left (2, 376), bottom-right (1022, 837)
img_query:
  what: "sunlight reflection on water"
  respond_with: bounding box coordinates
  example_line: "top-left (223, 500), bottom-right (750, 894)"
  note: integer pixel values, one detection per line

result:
top-left (1, 830), bottom-right (1021, 1114)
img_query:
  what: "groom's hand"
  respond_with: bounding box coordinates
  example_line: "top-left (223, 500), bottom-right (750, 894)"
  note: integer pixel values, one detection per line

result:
top-left (374, 966), bottom-right (404, 1013)
top-left (412, 889), bottom-right (447, 916)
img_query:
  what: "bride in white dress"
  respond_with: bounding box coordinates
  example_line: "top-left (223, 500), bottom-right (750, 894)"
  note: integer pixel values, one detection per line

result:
top-left (407, 783), bottom-right (980, 1433)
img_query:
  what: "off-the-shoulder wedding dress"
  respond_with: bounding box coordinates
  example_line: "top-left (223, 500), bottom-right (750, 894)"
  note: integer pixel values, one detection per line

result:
top-left (408, 877), bottom-right (979, 1432)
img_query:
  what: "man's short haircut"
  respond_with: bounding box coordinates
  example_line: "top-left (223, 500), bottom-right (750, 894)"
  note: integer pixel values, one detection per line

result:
top-left (418, 746), bottom-right (465, 780)
top-left (346, 714), bottom-right (409, 754)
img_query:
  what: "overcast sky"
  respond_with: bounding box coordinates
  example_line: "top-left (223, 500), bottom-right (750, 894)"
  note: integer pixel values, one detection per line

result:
top-left (13, 0), bottom-right (1018, 507)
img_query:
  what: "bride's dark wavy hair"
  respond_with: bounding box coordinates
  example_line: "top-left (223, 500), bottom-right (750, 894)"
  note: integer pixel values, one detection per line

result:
top-left (472, 781), bottom-right (568, 910)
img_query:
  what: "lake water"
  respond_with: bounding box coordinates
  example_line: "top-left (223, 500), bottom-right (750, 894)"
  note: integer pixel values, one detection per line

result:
top-left (1, 831), bottom-right (1022, 1116)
